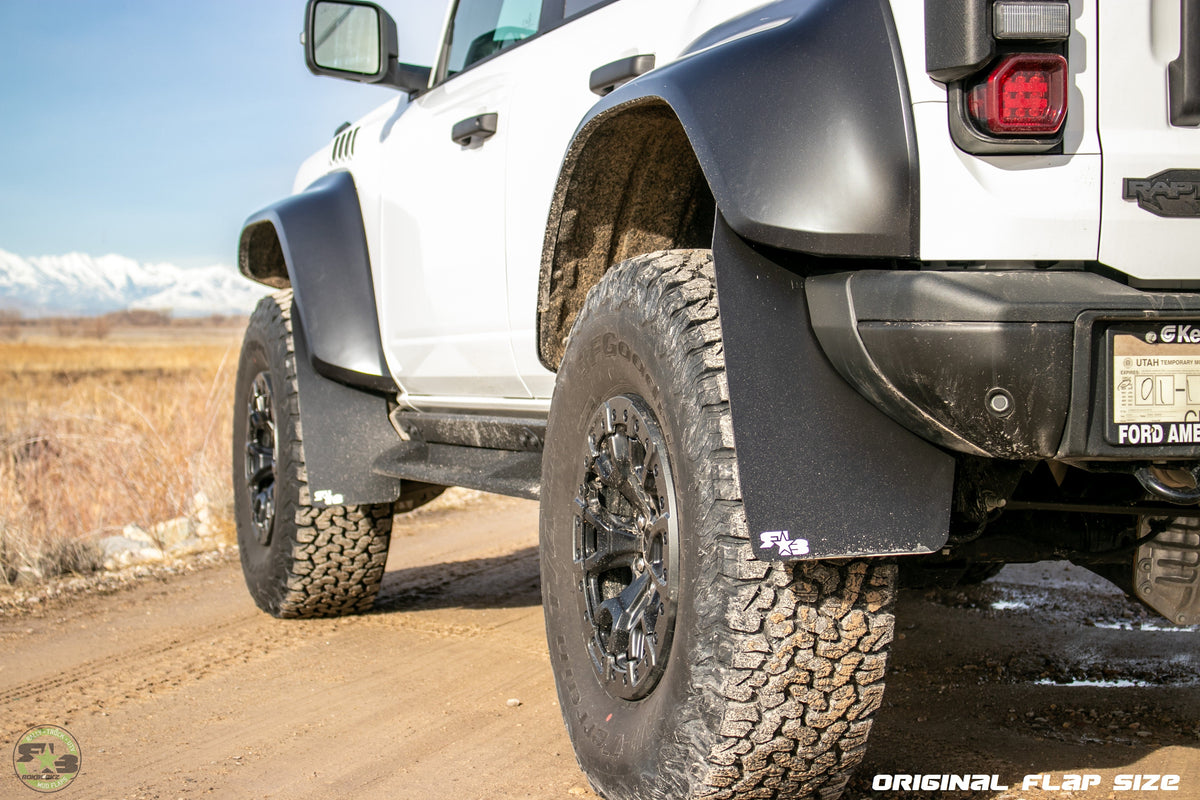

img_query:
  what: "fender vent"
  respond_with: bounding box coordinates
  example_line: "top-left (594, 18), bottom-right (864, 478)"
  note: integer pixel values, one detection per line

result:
top-left (330, 126), bottom-right (360, 164)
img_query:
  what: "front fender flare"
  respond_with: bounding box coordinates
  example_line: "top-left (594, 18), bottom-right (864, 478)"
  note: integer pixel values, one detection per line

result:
top-left (239, 171), bottom-right (394, 392)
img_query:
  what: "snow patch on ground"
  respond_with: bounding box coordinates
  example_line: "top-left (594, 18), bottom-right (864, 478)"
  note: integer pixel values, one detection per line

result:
top-left (990, 600), bottom-right (1030, 611)
top-left (1092, 621), bottom-right (1199, 633)
top-left (1034, 678), bottom-right (1200, 688)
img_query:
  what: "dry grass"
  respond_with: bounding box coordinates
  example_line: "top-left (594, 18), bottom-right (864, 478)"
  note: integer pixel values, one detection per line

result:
top-left (0, 330), bottom-right (243, 585)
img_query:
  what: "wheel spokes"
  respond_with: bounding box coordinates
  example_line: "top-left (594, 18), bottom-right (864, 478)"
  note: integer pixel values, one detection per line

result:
top-left (593, 426), bottom-right (656, 520)
top-left (244, 372), bottom-right (277, 546)
top-left (575, 497), bottom-right (641, 572)
top-left (574, 394), bottom-right (679, 699)
top-left (595, 571), bottom-right (658, 657)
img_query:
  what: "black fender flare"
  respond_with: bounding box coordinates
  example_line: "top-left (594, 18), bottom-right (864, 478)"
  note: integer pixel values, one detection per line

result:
top-left (659, 0), bottom-right (919, 256)
top-left (239, 171), bottom-right (395, 392)
top-left (543, 0), bottom-right (918, 270)
top-left (541, 0), bottom-right (943, 558)
top-left (539, 0), bottom-right (919, 367)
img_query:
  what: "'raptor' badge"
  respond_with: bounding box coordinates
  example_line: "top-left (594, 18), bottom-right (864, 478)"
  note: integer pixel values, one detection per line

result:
top-left (1122, 169), bottom-right (1200, 218)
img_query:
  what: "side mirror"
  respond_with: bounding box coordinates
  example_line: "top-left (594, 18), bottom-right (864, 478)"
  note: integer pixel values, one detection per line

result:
top-left (303, 0), bottom-right (430, 94)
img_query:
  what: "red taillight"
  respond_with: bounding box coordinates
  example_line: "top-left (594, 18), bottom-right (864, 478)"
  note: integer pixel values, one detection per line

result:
top-left (967, 54), bottom-right (1067, 135)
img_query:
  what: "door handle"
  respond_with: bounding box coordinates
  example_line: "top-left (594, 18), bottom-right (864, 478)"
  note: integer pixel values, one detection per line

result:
top-left (451, 113), bottom-right (499, 146)
top-left (1170, 0), bottom-right (1200, 126)
top-left (589, 54), bottom-right (655, 96)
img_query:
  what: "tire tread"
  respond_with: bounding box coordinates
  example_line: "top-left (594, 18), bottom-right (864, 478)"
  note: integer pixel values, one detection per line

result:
top-left (239, 291), bottom-right (393, 618)
top-left (568, 251), bottom-right (895, 800)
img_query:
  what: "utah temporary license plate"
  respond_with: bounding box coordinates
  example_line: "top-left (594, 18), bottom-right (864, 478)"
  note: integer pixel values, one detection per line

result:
top-left (1109, 323), bottom-right (1200, 446)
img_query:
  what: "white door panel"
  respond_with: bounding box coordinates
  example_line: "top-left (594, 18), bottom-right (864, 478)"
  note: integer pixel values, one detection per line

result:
top-left (1099, 0), bottom-right (1200, 283)
top-left (504, 0), bottom-right (679, 398)
top-left (379, 52), bottom-right (530, 398)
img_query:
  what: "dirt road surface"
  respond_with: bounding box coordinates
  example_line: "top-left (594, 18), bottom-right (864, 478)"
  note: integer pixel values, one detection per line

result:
top-left (1, 493), bottom-right (1197, 799)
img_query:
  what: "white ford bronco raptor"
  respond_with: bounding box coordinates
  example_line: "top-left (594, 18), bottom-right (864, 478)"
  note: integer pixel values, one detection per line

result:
top-left (233, 1), bottom-right (1200, 797)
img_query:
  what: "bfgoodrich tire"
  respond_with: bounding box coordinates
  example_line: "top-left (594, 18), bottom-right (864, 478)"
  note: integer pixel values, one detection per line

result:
top-left (233, 290), bottom-right (393, 618)
top-left (540, 251), bottom-right (897, 800)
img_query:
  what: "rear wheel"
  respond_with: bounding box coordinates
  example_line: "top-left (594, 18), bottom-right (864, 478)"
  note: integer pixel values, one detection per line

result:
top-left (233, 291), bottom-right (394, 618)
top-left (540, 251), bottom-right (896, 800)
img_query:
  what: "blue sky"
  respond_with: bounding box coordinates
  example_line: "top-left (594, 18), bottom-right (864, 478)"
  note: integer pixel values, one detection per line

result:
top-left (0, 0), bottom-right (448, 269)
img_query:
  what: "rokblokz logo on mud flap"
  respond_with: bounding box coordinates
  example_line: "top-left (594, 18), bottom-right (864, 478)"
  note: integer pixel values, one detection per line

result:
top-left (11, 725), bottom-right (81, 793)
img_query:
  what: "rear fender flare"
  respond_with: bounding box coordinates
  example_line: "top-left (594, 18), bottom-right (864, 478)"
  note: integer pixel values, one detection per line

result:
top-left (539, 0), bottom-right (919, 369)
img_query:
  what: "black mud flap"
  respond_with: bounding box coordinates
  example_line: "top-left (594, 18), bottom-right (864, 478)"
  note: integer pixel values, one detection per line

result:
top-left (712, 217), bottom-right (954, 560)
top-left (292, 311), bottom-right (403, 508)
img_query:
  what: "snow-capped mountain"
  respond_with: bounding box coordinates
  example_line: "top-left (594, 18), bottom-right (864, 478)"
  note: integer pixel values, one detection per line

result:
top-left (0, 249), bottom-right (266, 317)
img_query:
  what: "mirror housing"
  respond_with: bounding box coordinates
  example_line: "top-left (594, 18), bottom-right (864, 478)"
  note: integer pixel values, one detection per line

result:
top-left (303, 0), bottom-right (430, 94)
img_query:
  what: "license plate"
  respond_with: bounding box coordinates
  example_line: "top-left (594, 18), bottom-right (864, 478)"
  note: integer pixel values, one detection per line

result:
top-left (1108, 324), bottom-right (1200, 446)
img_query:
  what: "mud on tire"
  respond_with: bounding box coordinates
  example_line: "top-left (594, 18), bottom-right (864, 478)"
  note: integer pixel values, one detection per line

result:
top-left (540, 250), bottom-right (896, 800)
top-left (233, 290), bottom-right (394, 618)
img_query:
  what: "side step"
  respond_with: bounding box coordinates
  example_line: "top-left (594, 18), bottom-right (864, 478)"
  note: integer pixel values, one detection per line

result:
top-left (371, 411), bottom-right (546, 501)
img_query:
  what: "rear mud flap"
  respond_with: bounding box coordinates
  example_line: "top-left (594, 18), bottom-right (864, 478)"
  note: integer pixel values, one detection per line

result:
top-left (712, 216), bottom-right (955, 560)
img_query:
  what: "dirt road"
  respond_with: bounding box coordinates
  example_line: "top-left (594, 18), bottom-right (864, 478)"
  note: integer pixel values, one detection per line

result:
top-left (1, 494), bottom-right (1196, 799)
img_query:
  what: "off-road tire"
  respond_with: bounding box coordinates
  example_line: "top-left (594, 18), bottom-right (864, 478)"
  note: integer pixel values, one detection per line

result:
top-left (540, 250), bottom-right (897, 800)
top-left (233, 290), bottom-right (393, 618)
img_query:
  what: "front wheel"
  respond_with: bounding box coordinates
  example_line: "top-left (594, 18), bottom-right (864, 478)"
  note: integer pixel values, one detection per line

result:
top-left (540, 251), bottom-right (896, 800)
top-left (233, 291), bottom-right (394, 618)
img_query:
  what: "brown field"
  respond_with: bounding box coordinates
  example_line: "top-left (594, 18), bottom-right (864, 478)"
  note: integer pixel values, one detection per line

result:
top-left (0, 321), bottom-right (247, 584)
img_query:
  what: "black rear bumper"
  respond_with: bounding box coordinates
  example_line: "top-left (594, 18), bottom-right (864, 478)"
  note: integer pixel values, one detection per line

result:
top-left (807, 270), bottom-right (1200, 461)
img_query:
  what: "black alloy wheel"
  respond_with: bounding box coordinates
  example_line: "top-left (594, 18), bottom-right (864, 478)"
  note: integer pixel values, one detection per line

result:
top-left (244, 372), bottom-right (276, 546)
top-left (575, 394), bottom-right (680, 700)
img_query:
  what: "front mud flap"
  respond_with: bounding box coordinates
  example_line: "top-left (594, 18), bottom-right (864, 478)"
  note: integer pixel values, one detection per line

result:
top-left (292, 310), bottom-right (403, 508)
top-left (712, 216), bottom-right (955, 560)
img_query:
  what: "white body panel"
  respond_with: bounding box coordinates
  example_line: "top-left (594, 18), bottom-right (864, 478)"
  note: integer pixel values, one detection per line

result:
top-left (897, 0), bottom-right (1104, 262)
top-left (290, 0), bottom-right (1200, 410)
top-left (914, 106), bottom-right (1103, 261)
top-left (1097, 0), bottom-right (1200, 283)
top-left (377, 57), bottom-right (529, 398)
top-left (888, 0), bottom-right (952, 106)
top-left (503, 2), bottom-right (673, 399)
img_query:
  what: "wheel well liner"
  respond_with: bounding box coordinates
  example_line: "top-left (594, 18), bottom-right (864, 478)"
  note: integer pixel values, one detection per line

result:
top-left (538, 0), bottom-right (918, 370)
top-left (238, 171), bottom-right (395, 392)
top-left (538, 103), bottom-right (714, 369)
